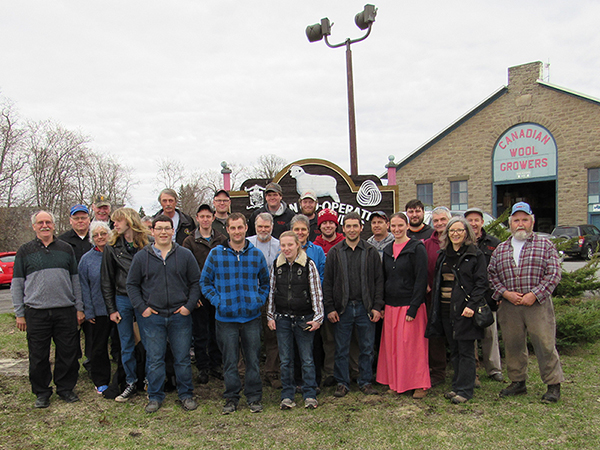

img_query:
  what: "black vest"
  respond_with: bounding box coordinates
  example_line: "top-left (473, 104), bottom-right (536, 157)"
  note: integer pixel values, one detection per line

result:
top-left (273, 259), bottom-right (313, 316)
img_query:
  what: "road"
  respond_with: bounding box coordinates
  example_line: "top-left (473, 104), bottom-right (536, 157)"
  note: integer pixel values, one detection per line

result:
top-left (0, 259), bottom-right (597, 316)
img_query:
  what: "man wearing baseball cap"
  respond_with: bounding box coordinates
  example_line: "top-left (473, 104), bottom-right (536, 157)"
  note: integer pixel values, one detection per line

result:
top-left (248, 182), bottom-right (294, 239)
top-left (488, 202), bottom-right (564, 403)
top-left (298, 190), bottom-right (319, 242)
top-left (59, 204), bottom-right (93, 264)
top-left (366, 211), bottom-right (394, 261)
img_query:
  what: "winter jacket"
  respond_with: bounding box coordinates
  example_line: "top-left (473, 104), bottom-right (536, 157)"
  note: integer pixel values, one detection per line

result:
top-left (182, 228), bottom-right (227, 270)
top-left (101, 235), bottom-right (140, 315)
top-left (476, 229), bottom-right (501, 310)
top-left (126, 243), bottom-right (201, 317)
top-left (322, 239), bottom-right (384, 316)
top-left (303, 241), bottom-right (325, 283)
top-left (79, 247), bottom-right (108, 319)
top-left (427, 244), bottom-right (488, 341)
top-left (200, 239), bottom-right (270, 323)
top-left (314, 233), bottom-right (345, 256)
top-left (381, 238), bottom-right (428, 318)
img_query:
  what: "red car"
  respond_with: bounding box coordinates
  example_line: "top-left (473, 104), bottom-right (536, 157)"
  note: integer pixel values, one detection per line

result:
top-left (0, 251), bottom-right (17, 286)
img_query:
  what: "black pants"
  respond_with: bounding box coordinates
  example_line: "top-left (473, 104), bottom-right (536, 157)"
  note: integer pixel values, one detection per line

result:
top-left (89, 316), bottom-right (112, 387)
top-left (25, 306), bottom-right (80, 397)
top-left (192, 303), bottom-right (222, 371)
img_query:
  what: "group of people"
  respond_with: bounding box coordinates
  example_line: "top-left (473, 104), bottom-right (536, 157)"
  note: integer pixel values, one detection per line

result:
top-left (11, 183), bottom-right (565, 414)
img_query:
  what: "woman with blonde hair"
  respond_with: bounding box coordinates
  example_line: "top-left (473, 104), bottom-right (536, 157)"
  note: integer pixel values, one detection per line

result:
top-left (101, 207), bottom-right (149, 402)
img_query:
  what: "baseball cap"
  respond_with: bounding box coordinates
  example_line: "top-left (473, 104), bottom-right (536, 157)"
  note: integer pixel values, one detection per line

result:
top-left (70, 204), bottom-right (89, 216)
top-left (510, 202), bottom-right (533, 216)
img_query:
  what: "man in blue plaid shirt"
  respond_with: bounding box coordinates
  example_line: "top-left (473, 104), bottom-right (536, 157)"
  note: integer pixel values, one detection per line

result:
top-left (488, 202), bottom-right (564, 403)
top-left (200, 212), bottom-right (270, 415)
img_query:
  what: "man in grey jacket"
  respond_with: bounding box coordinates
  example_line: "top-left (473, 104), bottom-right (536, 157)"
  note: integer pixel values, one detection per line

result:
top-left (127, 214), bottom-right (201, 413)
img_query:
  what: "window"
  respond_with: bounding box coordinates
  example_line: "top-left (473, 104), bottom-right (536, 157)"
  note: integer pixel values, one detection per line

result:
top-left (588, 168), bottom-right (600, 204)
top-left (450, 180), bottom-right (468, 210)
top-left (417, 183), bottom-right (433, 210)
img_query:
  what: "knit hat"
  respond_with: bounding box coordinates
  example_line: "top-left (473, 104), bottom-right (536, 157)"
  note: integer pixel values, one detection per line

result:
top-left (317, 208), bottom-right (339, 227)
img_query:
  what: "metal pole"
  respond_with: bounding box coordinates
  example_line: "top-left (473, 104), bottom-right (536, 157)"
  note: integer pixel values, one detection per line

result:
top-left (345, 40), bottom-right (358, 177)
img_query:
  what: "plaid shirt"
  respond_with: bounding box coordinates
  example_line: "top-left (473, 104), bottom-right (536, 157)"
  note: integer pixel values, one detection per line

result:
top-left (200, 239), bottom-right (270, 323)
top-left (266, 251), bottom-right (324, 323)
top-left (488, 233), bottom-right (561, 304)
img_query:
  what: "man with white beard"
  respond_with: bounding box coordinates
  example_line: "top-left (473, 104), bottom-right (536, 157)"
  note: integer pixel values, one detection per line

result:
top-left (488, 202), bottom-right (564, 403)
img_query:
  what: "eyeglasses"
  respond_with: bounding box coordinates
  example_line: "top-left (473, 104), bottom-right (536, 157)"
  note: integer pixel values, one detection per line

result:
top-left (214, 199), bottom-right (230, 203)
top-left (71, 216), bottom-right (89, 221)
top-left (92, 232), bottom-right (108, 239)
top-left (153, 227), bottom-right (173, 232)
top-left (448, 229), bottom-right (466, 235)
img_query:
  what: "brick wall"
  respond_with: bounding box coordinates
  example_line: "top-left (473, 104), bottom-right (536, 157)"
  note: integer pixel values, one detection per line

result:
top-left (395, 61), bottom-right (600, 225)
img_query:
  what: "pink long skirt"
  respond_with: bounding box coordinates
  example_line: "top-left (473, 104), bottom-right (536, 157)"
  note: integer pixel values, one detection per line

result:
top-left (376, 304), bottom-right (431, 393)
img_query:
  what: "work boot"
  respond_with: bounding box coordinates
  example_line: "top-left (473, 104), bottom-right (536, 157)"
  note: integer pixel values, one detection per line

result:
top-left (499, 381), bottom-right (527, 398)
top-left (541, 384), bottom-right (561, 403)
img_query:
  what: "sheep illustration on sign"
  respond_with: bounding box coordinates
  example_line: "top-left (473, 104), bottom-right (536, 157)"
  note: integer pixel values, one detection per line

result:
top-left (289, 165), bottom-right (340, 202)
top-left (244, 184), bottom-right (265, 210)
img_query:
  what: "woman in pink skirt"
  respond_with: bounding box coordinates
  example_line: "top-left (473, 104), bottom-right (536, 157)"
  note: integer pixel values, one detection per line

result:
top-left (376, 213), bottom-right (430, 398)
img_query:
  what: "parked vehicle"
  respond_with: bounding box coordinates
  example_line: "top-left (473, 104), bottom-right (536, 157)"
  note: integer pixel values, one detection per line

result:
top-left (551, 225), bottom-right (600, 260)
top-left (0, 251), bottom-right (17, 286)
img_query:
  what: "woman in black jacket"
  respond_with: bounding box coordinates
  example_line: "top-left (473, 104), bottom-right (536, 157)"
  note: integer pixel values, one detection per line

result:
top-left (101, 207), bottom-right (148, 402)
top-left (376, 213), bottom-right (430, 398)
top-left (427, 217), bottom-right (488, 404)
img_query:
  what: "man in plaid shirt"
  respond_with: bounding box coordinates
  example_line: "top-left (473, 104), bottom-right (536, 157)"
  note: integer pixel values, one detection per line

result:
top-left (488, 202), bottom-right (564, 403)
top-left (200, 213), bottom-right (270, 415)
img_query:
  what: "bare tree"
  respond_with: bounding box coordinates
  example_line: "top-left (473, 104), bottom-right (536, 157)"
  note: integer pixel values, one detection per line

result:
top-left (250, 154), bottom-right (287, 179)
top-left (0, 99), bottom-right (28, 207)
top-left (156, 158), bottom-right (186, 190)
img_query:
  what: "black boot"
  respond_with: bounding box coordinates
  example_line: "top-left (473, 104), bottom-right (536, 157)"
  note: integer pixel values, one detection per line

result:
top-left (541, 383), bottom-right (561, 403)
top-left (499, 381), bottom-right (527, 397)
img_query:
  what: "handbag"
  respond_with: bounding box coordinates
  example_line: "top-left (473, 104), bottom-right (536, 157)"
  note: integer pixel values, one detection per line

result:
top-left (473, 303), bottom-right (494, 328)
top-left (458, 281), bottom-right (494, 328)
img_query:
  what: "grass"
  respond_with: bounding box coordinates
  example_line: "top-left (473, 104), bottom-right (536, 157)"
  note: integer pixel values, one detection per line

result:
top-left (1, 312), bottom-right (600, 449)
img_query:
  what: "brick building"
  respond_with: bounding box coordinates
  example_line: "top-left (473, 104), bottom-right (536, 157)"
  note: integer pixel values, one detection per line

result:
top-left (394, 61), bottom-right (600, 233)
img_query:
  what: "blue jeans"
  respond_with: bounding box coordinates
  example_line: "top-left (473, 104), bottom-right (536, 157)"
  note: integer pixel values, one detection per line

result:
top-left (115, 295), bottom-right (145, 386)
top-left (142, 312), bottom-right (194, 403)
top-left (334, 301), bottom-right (375, 389)
top-left (275, 314), bottom-right (317, 400)
top-left (216, 318), bottom-right (262, 404)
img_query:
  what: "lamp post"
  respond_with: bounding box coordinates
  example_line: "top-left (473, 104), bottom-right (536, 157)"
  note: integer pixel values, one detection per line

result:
top-left (306, 4), bottom-right (377, 177)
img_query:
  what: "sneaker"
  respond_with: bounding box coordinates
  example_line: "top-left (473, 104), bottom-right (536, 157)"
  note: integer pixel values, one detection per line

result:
top-left (248, 401), bottom-right (263, 413)
top-left (197, 369), bottom-right (209, 385)
top-left (490, 373), bottom-right (504, 382)
top-left (541, 384), bottom-right (561, 403)
top-left (182, 397), bottom-right (198, 411)
top-left (412, 388), bottom-right (427, 399)
top-left (451, 395), bottom-right (468, 404)
top-left (115, 383), bottom-right (137, 402)
top-left (34, 395), bottom-right (51, 409)
top-left (323, 375), bottom-right (336, 387)
top-left (499, 381), bottom-right (527, 398)
top-left (145, 400), bottom-right (161, 413)
top-left (360, 384), bottom-right (378, 395)
top-left (280, 398), bottom-right (296, 410)
top-left (96, 385), bottom-right (109, 395)
top-left (222, 399), bottom-right (237, 415)
top-left (334, 384), bottom-right (349, 398)
top-left (58, 391), bottom-right (79, 403)
top-left (444, 391), bottom-right (457, 399)
top-left (304, 398), bottom-right (318, 409)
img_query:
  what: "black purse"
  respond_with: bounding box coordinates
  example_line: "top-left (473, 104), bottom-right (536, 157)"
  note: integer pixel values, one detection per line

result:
top-left (459, 282), bottom-right (494, 328)
top-left (473, 303), bottom-right (494, 328)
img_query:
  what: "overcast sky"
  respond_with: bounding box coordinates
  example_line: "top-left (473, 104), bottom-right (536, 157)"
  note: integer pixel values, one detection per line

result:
top-left (3, 0), bottom-right (600, 213)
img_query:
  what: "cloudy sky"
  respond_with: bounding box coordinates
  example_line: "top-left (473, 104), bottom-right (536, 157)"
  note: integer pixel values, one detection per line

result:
top-left (3, 0), bottom-right (600, 212)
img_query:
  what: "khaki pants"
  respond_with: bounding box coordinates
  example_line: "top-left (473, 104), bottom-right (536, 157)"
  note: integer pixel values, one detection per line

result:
top-left (475, 312), bottom-right (502, 376)
top-left (497, 299), bottom-right (564, 385)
